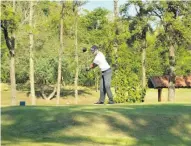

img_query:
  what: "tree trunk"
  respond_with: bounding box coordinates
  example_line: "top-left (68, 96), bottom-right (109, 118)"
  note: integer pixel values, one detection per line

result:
top-left (74, 9), bottom-right (79, 104)
top-left (1, 0), bottom-right (17, 105)
top-left (142, 39), bottom-right (146, 88)
top-left (168, 44), bottom-right (175, 102)
top-left (113, 0), bottom-right (119, 94)
top-left (41, 85), bottom-right (57, 101)
top-left (113, 0), bottom-right (119, 68)
top-left (10, 53), bottom-right (16, 105)
top-left (56, 5), bottom-right (64, 105)
top-left (10, 0), bottom-right (17, 106)
top-left (29, 1), bottom-right (36, 105)
top-left (114, 0), bottom-right (118, 19)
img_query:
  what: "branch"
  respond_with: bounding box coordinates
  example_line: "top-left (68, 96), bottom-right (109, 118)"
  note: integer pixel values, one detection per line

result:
top-left (153, 10), bottom-right (162, 20)
top-left (60, 1), bottom-right (65, 19)
top-left (41, 88), bottom-right (47, 99)
top-left (40, 85), bottom-right (57, 100)
top-left (1, 21), bottom-right (14, 53)
top-left (21, 15), bottom-right (30, 25)
top-left (135, 5), bottom-right (139, 16)
top-left (47, 85), bottom-right (57, 100)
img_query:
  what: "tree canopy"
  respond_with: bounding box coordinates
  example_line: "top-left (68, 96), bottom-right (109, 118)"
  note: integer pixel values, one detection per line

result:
top-left (1, 1), bottom-right (191, 103)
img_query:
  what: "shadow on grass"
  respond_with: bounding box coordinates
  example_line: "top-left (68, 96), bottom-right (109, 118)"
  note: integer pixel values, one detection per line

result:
top-left (1, 104), bottom-right (191, 146)
top-left (26, 89), bottom-right (91, 99)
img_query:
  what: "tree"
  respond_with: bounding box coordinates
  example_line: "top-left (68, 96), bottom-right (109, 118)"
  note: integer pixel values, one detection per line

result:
top-left (1, 1), bottom-right (18, 105)
top-left (113, 0), bottom-right (119, 68)
top-left (120, 1), bottom-right (153, 100)
top-left (151, 1), bottom-right (191, 101)
top-left (73, 0), bottom-right (86, 104)
top-left (56, 2), bottom-right (65, 105)
top-left (29, 1), bottom-right (36, 105)
top-left (113, 0), bottom-right (119, 96)
top-left (73, 1), bottom-right (79, 104)
top-left (34, 2), bottom-right (60, 101)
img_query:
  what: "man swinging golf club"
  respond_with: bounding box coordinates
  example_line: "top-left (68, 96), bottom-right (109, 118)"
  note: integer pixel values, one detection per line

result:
top-left (86, 45), bottom-right (114, 104)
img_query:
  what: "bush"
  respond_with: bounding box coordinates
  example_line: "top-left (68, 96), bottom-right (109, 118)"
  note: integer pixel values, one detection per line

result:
top-left (111, 43), bottom-right (146, 103)
top-left (113, 69), bottom-right (145, 103)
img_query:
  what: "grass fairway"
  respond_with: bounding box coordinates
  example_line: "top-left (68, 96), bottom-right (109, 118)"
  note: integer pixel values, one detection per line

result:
top-left (1, 104), bottom-right (191, 146)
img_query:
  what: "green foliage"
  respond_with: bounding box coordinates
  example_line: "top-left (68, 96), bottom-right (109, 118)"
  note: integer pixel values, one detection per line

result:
top-left (113, 1), bottom-right (151, 103)
top-left (146, 31), bottom-right (169, 76)
top-left (1, 1), bottom-right (20, 31)
top-left (150, 1), bottom-right (191, 77)
top-left (35, 57), bottom-right (57, 85)
top-left (113, 69), bottom-right (145, 103)
top-left (81, 8), bottom-right (109, 30)
top-left (176, 46), bottom-right (191, 75)
top-left (1, 34), bottom-right (10, 82)
top-left (1, 1), bottom-right (190, 103)
top-left (1, 2), bottom-right (19, 82)
top-left (79, 7), bottom-right (110, 44)
top-left (111, 43), bottom-right (145, 103)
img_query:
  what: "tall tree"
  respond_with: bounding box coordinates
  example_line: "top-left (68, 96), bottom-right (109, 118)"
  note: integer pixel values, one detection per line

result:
top-left (151, 1), bottom-right (191, 101)
top-left (1, 1), bottom-right (17, 105)
top-left (166, 2), bottom-right (177, 102)
top-left (120, 1), bottom-right (153, 96)
top-left (113, 0), bottom-right (119, 96)
top-left (73, 0), bottom-right (86, 104)
top-left (73, 1), bottom-right (79, 104)
top-left (29, 1), bottom-right (36, 105)
top-left (113, 0), bottom-right (119, 68)
top-left (56, 2), bottom-right (65, 105)
top-left (34, 1), bottom-right (60, 101)
top-left (114, 0), bottom-right (119, 22)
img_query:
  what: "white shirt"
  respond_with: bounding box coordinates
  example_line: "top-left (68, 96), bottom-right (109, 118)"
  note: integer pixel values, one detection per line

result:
top-left (93, 51), bottom-right (110, 71)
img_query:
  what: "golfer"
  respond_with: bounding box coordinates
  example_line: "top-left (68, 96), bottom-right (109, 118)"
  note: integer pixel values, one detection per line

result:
top-left (87, 45), bottom-right (114, 104)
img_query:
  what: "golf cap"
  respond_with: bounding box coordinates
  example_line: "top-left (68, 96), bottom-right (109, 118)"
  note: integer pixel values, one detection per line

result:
top-left (91, 45), bottom-right (98, 52)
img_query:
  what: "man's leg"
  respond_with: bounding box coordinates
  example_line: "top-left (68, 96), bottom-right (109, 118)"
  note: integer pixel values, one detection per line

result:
top-left (103, 70), bottom-right (114, 103)
top-left (99, 75), bottom-right (106, 102)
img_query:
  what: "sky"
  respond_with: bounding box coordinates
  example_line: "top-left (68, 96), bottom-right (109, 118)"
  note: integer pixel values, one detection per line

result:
top-left (82, 0), bottom-right (126, 11)
top-left (82, 0), bottom-right (136, 16)
top-left (82, 0), bottom-right (157, 28)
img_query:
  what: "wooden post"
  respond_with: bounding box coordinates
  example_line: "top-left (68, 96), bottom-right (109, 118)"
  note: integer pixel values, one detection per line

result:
top-left (158, 88), bottom-right (162, 102)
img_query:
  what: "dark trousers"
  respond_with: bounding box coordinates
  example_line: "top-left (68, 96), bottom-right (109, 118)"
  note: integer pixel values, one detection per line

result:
top-left (99, 69), bottom-right (113, 102)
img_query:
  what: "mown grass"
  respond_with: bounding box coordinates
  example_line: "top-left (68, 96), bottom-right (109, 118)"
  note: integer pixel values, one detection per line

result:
top-left (1, 104), bottom-right (191, 146)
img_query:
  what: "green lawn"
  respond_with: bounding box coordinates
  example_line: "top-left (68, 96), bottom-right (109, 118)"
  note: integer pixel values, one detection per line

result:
top-left (1, 104), bottom-right (191, 146)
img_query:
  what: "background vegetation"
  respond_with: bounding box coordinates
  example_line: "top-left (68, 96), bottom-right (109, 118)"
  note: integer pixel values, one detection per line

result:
top-left (1, 1), bottom-right (191, 105)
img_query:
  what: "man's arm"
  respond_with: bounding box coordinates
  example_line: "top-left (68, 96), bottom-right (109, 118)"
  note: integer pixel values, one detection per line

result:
top-left (90, 63), bottom-right (97, 69)
top-left (86, 63), bottom-right (97, 71)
